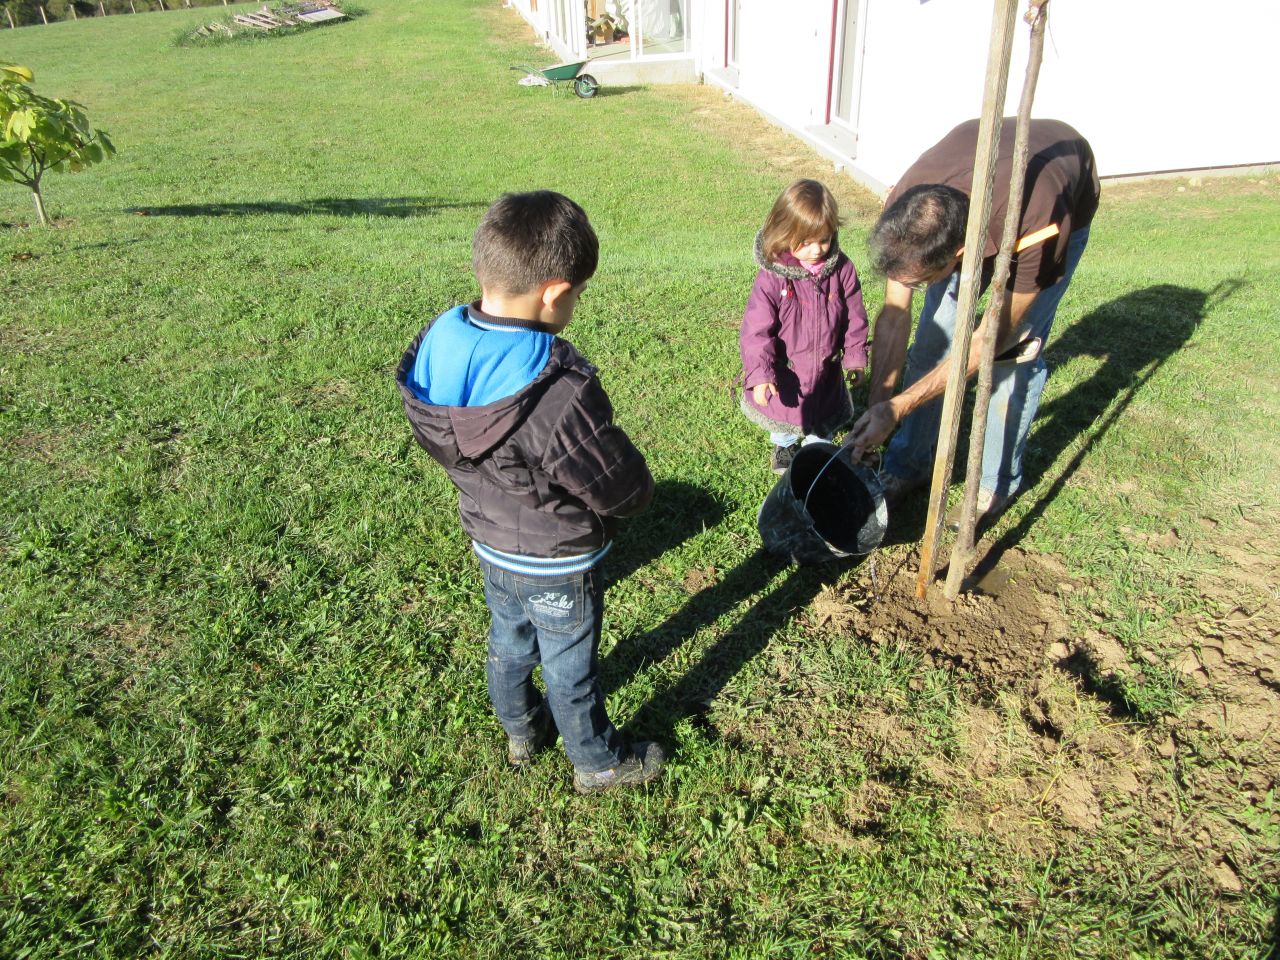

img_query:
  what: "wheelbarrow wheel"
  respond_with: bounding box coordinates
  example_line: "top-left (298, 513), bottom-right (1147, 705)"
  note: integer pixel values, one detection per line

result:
top-left (574, 74), bottom-right (599, 99)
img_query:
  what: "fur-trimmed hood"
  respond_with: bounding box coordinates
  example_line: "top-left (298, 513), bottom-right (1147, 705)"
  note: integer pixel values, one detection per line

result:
top-left (754, 230), bottom-right (844, 281)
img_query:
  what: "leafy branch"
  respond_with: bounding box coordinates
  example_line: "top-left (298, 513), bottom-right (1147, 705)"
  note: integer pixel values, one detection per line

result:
top-left (1, 63), bottom-right (116, 226)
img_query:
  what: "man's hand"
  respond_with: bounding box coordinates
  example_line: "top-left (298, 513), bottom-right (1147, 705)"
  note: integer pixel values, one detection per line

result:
top-left (845, 367), bottom-right (866, 388)
top-left (846, 400), bottom-right (899, 458)
top-left (751, 382), bottom-right (776, 406)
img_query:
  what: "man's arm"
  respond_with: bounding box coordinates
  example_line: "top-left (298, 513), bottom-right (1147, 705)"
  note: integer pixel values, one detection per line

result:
top-left (848, 285), bottom-right (1039, 456)
top-left (845, 279), bottom-right (914, 456)
top-left (866, 279), bottom-right (915, 408)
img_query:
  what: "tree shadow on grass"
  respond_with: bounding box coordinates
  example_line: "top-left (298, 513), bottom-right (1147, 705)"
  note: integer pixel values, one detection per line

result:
top-left (126, 197), bottom-right (488, 218)
top-left (607, 546), bottom-right (852, 749)
top-left (879, 282), bottom-right (1235, 554)
top-left (964, 281), bottom-right (1239, 580)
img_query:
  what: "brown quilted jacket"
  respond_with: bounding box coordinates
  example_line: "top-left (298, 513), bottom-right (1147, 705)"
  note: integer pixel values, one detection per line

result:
top-left (396, 321), bottom-right (653, 558)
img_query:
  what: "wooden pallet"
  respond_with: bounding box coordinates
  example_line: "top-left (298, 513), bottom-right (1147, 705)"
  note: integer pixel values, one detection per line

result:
top-left (195, 19), bottom-right (234, 35)
top-left (233, 7), bottom-right (295, 30)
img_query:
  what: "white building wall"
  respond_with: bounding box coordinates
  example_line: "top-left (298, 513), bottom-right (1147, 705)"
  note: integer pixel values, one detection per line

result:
top-left (1030, 2), bottom-right (1280, 177)
top-left (854, 0), bottom-right (1280, 188)
top-left (731, 2), bottom-right (833, 132)
top-left (698, 0), bottom-right (1279, 193)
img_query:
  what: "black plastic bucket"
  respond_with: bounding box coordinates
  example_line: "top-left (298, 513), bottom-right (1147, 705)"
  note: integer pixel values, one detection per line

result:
top-left (757, 442), bottom-right (888, 565)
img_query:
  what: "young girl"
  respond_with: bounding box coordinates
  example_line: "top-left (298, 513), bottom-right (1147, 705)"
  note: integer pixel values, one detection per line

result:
top-left (739, 179), bottom-right (870, 474)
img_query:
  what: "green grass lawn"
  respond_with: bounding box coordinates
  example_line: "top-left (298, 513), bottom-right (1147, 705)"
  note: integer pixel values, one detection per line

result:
top-left (2, 1), bottom-right (1278, 957)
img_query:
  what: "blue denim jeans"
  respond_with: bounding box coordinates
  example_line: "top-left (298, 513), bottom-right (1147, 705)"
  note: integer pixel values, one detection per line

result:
top-left (478, 559), bottom-right (624, 773)
top-left (884, 226), bottom-right (1090, 497)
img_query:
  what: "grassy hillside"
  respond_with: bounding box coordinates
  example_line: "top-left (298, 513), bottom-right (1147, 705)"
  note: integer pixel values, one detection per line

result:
top-left (2, 2), bottom-right (1277, 957)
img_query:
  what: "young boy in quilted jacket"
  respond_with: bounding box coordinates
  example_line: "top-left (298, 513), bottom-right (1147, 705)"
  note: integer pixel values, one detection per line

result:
top-left (395, 191), bottom-right (664, 794)
top-left (739, 179), bottom-right (870, 474)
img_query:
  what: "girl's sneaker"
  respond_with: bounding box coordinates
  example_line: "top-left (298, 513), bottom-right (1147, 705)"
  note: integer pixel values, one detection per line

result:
top-left (573, 742), bottom-right (665, 794)
top-left (771, 443), bottom-right (799, 475)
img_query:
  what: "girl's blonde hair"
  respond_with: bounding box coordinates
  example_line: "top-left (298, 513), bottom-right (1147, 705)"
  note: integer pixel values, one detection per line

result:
top-left (760, 179), bottom-right (842, 263)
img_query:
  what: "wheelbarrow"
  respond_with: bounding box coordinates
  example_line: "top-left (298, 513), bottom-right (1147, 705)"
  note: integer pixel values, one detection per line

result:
top-left (512, 60), bottom-right (600, 99)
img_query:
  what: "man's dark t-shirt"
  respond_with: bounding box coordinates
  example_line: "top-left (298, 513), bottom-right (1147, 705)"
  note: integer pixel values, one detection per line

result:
top-left (886, 118), bottom-right (1100, 292)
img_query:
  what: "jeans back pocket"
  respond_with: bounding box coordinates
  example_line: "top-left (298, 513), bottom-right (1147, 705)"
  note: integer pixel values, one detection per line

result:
top-left (514, 574), bottom-right (586, 634)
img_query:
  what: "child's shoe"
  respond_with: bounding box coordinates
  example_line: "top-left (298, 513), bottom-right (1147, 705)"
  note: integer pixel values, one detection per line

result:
top-left (572, 741), bottom-right (665, 794)
top-left (770, 443), bottom-right (799, 475)
top-left (507, 708), bottom-right (555, 768)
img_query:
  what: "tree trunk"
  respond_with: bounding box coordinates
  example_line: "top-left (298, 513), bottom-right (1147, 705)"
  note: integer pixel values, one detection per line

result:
top-left (32, 185), bottom-right (48, 227)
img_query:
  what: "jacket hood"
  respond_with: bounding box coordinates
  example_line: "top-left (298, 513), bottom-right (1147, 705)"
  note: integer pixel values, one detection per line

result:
top-left (396, 332), bottom-right (590, 461)
top-left (754, 230), bottom-right (843, 280)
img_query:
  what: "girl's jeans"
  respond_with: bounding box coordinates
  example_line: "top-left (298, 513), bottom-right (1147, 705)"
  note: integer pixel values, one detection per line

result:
top-left (883, 226), bottom-right (1090, 498)
top-left (479, 559), bottom-right (624, 773)
top-left (769, 431), bottom-right (829, 447)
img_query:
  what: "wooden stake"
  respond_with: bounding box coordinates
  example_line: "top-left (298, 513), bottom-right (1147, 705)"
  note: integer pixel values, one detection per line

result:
top-left (40, 4), bottom-right (48, 22)
top-left (158, 0), bottom-right (164, 9)
top-left (944, 1), bottom-right (1050, 599)
top-left (71, 4), bottom-right (77, 17)
top-left (915, 0), bottom-right (1019, 600)
top-left (99, 1), bottom-right (105, 14)
top-left (5, 7), bottom-right (14, 27)
top-left (129, 0), bottom-right (135, 10)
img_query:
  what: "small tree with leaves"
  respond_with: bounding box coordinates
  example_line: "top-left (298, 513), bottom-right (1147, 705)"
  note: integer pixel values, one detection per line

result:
top-left (1, 64), bottom-right (115, 226)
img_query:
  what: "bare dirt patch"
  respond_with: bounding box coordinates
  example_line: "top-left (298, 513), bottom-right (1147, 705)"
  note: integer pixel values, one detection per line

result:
top-left (722, 535), bottom-right (1279, 894)
top-left (821, 544), bottom-right (1075, 693)
top-left (683, 565), bottom-right (720, 595)
top-left (5, 431), bottom-right (63, 463)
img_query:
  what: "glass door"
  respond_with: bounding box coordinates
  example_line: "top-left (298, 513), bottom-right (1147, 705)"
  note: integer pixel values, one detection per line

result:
top-left (634, 0), bottom-right (689, 57)
top-left (832, 0), bottom-right (861, 129)
top-left (727, 0), bottom-right (740, 68)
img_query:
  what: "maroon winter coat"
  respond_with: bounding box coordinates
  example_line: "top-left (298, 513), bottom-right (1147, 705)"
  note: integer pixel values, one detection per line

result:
top-left (739, 233), bottom-right (869, 437)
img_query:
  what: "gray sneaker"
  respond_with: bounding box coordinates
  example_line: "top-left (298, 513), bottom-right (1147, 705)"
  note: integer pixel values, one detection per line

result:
top-left (507, 709), bottom-right (555, 768)
top-left (573, 742), bottom-right (665, 795)
top-left (945, 488), bottom-right (1012, 532)
top-left (771, 443), bottom-right (799, 475)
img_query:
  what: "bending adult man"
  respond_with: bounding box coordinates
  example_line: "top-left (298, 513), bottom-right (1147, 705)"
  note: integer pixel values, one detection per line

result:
top-left (848, 118), bottom-right (1100, 521)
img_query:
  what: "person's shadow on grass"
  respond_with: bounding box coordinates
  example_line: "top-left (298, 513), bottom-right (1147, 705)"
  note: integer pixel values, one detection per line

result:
top-left (604, 479), bottom-right (727, 589)
top-left (885, 282), bottom-right (1233, 552)
top-left (970, 282), bottom-right (1235, 570)
top-left (605, 543), bottom-right (850, 748)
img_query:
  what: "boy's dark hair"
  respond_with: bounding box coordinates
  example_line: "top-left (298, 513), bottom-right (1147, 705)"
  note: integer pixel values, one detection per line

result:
top-left (869, 184), bottom-right (969, 279)
top-left (472, 191), bottom-right (599, 295)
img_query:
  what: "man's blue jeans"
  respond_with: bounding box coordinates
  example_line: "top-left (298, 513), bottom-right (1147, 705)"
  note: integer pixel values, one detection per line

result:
top-left (479, 559), bottom-right (624, 773)
top-left (884, 226), bottom-right (1090, 498)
